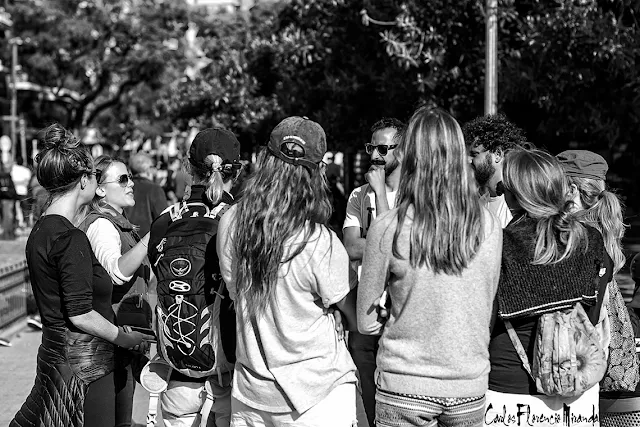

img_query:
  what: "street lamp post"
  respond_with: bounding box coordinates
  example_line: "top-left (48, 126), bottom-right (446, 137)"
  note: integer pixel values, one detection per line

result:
top-left (485, 0), bottom-right (498, 115)
top-left (9, 38), bottom-right (17, 161)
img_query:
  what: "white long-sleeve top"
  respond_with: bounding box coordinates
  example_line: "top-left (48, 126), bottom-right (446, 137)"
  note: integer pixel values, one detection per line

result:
top-left (86, 218), bottom-right (133, 285)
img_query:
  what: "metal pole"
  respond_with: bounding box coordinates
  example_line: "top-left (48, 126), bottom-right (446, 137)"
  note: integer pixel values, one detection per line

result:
top-left (485, 0), bottom-right (498, 115)
top-left (19, 116), bottom-right (26, 164)
top-left (10, 40), bottom-right (17, 162)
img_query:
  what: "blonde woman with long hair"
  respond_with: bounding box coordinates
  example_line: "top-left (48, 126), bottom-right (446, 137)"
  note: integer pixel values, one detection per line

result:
top-left (557, 150), bottom-right (638, 426)
top-left (485, 149), bottom-right (607, 426)
top-left (217, 117), bottom-right (358, 426)
top-left (357, 107), bottom-right (503, 427)
top-left (75, 155), bottom-right (152, 427)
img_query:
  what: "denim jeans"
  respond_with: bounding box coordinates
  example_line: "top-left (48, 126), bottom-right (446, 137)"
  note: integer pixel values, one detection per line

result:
top-left (348, 332), bottom-right (380, 427)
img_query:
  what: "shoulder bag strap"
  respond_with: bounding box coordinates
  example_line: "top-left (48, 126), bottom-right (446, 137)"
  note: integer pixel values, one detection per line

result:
top-left (503, 319), bottom-right (534, 379)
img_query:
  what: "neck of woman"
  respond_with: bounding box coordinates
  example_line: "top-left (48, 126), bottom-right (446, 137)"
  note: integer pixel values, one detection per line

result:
top-left (107, 203), bottom-right (124, 214)
top-left (45, 192), bottom-right (84, 223)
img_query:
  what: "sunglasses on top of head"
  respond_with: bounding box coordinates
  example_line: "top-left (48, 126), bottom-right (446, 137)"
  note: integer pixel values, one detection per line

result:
top-left (101, 173), bottom-right (133, 187)
top-left (365, 143), bottom-right (398, 156)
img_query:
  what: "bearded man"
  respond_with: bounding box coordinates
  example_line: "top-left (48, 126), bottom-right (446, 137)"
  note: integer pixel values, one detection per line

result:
top-left (462, 114), bottom-right (531, 227)
top-left (342, 117), bottom-right (405, 427)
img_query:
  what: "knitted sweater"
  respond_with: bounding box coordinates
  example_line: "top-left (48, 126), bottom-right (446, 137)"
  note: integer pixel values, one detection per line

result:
top-left (357, 207), bottom-right (502, 398)
top-left (498, 215), bottom-right (604, 319)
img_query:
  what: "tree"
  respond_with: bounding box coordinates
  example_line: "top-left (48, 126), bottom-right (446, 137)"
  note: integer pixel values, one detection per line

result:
top-left (7, 0), bottom-right (194, 134)
top-left (156, 9), bottom-right (279, 152)
top-left (245, 0), bottom-right (421, 150)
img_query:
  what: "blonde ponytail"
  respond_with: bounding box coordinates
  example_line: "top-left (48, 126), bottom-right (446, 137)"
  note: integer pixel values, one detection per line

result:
top-left (533, 204), bottom-right (587, 265)
top-left (504, 149), bottom-right (589, 265)
top-left (571, 176), bottom-right (626, 273)
top-left (204, 154), bottom-right (225, 205)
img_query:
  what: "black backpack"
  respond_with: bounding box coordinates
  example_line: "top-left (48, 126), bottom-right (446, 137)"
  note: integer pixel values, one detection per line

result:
top-left (152, 200), bottom-right (235, 378)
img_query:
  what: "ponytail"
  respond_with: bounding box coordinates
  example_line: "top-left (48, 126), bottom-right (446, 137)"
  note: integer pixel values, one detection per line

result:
top-left (577, 189), bottom-right (626, 273)
top-left (202, 154), bottom-right (225, 205)
top-left (569, 177), bottom-right (626, 274)
top-left (532, 201), bottom-right (587, 265)
top-left (205, 168), bottom-right (224, 205)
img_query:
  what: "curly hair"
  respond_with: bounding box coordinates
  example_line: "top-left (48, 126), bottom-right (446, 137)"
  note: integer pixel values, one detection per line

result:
top-left (462, 114), bottom-right (531, 153)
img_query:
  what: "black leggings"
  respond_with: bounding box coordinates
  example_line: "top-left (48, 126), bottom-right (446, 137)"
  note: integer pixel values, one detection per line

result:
top-left (84, 372), bottom-right (116, 427)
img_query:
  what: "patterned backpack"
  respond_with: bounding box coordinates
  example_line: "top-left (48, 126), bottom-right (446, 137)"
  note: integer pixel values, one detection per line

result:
top-left (152, 201), bottom-right (235, 379)
top-left (505, 302), bottom-right (608, 397)
top-left (600, 279), bottom-right (640, 391)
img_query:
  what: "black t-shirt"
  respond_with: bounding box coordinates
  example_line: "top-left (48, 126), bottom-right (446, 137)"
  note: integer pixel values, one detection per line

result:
top-left (488, 253), bottom-right (613, 394)
top-left (26, 215), bottom-right (115, 330)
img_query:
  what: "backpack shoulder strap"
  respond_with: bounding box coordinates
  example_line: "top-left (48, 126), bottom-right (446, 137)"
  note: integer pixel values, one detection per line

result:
top-left (504, 319), bottom-right (534, 379)
top-left (215, 202), bottom-right (231, 219)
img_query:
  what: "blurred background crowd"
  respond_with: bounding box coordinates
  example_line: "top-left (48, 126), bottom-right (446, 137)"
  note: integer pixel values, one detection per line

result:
top-left (0, 0), bottom-right (640, 246)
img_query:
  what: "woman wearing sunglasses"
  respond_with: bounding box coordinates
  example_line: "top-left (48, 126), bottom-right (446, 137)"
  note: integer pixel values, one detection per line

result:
top-left (76, 155), bottom-right (153, 427)
top-left (10, 125), bottom-right (147, 427)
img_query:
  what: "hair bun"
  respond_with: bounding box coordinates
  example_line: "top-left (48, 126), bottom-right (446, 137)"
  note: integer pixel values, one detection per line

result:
top-left (41, 123), bottom-right (80, 152)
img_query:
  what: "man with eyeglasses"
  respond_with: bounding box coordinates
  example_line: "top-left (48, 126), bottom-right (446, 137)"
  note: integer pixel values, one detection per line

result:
top-left (342, 117), bottom-right (405, 427)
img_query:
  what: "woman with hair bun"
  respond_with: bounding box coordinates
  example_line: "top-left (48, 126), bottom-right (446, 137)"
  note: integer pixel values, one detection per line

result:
top-left (10, 124), bottom-right (148, 427)
top-left (485, 149), bottom-right (608, 425)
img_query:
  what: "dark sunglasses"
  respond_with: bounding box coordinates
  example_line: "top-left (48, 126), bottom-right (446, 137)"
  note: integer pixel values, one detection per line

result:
top-left (101, 173), bottom-right (133, 187)
top-left (365, 143), bottom-right (398, 156)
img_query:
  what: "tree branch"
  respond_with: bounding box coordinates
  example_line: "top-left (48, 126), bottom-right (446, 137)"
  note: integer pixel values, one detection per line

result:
top-left (80, 70), bottom-right (112, 107)
top-left (84, 79), bottom-right (138, 126)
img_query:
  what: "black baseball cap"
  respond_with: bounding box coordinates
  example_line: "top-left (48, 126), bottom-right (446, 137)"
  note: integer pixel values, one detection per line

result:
top-left (189, 128), bottom-right (240, 171)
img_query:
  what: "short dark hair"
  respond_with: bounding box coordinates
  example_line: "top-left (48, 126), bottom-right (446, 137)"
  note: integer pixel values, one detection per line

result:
top-left (462, 114), bottom-right (531, 153)
top-left (371, 117), bottom-right (405, 139)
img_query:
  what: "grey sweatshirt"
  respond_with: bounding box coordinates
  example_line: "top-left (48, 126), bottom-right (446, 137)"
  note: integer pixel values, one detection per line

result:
top-left (357, 207), bottom-right (502, 398)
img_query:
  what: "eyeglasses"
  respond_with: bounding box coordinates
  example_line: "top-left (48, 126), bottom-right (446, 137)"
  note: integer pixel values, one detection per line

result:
top-left (101, 173), bottom-right (133, 187)
top-left (365, 144), bottom-right (398, 156)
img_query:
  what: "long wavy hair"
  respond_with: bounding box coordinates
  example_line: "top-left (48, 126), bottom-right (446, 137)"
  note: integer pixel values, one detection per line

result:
top-left (569, 176), bottom-right (626, 273)
top-left (233, 148), bottom-right (332, 319)
top-left (503, 149), bottom-right (587, 264)
top-left (393, 107), bottom-right (484, 275)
